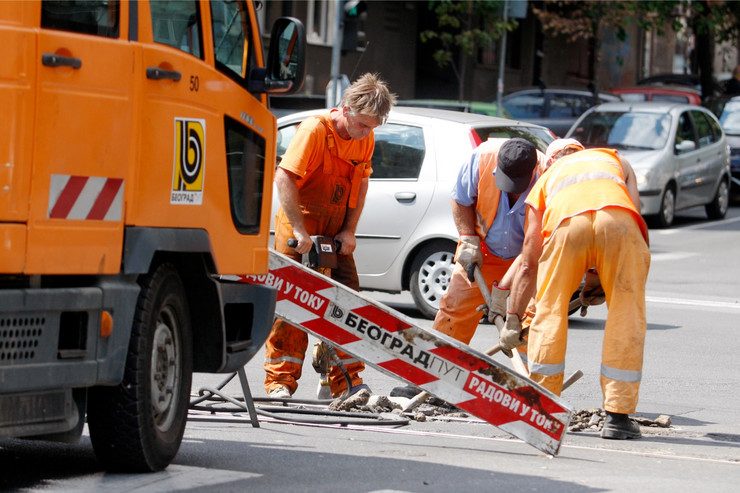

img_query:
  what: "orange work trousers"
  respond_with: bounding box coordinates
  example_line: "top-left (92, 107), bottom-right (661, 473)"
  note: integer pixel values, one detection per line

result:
top-left (527, 208), bottom-right (650, 414)
top-left (433, 246), bottom-right (528, 362)
top-left (264, 206), bottom-right (365, 398)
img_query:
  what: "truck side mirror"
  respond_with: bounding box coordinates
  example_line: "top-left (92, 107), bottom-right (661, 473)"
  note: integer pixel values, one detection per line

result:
top-left (256, 17), bottom-right (306, 95)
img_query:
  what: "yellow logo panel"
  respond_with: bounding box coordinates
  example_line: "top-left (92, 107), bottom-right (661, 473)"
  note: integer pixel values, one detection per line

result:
top-left (171, 118), bottom-right (206, 205)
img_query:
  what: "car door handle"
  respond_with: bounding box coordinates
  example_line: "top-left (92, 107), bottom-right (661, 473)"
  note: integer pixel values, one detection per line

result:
top-left (394, 192), bottom-right (416, 203)
top-left (42, 53), bottom-right (82, 69)
top-left (146, 67), bottom-right (182, 81)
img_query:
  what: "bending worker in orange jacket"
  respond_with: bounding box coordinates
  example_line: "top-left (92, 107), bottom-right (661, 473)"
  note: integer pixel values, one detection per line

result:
top-left (501, 146), bottom-right (651, 439)
top-left (432, 138), bottom-right (545, 358)
top-left (265, 73), bottom-right (396, 399)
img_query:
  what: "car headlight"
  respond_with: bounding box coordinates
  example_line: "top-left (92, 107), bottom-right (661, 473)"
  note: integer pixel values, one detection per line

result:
top-left (634, 168), bottom-right (650, 188)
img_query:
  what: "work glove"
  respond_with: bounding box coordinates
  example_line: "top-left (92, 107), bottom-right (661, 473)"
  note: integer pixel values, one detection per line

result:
top-left (455, 235), bottom-right (482, 271)
top-left (499, 312), bottom-right (526, 351)
top-left (578, 270), bottom-right (605, 316)
top-left (487, 283), bottom-right (509, 326)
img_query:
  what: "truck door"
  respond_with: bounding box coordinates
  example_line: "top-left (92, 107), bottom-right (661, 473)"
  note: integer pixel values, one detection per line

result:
top-left (132, 0), bottom-right (276, 273)
top-left (28, 0), bottom-right (132, 274)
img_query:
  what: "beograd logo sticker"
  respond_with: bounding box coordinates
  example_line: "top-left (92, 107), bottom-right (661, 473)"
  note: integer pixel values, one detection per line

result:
top-left (171, 118), bottom-right (206, 205)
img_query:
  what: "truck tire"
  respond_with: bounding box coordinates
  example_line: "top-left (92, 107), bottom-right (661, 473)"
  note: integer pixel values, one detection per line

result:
top-left (87, 263), bottom-right (193, 472)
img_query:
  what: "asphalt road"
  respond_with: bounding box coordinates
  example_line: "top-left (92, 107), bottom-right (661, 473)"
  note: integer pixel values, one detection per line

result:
top-left (2, 205), bottom-right (740, 492)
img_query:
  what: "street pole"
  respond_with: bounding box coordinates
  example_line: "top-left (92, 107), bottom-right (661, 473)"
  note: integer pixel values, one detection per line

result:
top-left (496, 0), bottom-right (509, 117)
top-left (329, 0), bottom-right (343, 107)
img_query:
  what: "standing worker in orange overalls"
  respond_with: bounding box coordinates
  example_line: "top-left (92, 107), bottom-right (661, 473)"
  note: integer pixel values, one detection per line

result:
top-left (502, 146), bottom-right (650, 439)
top-left (265, 73), bottom-right (396, 399)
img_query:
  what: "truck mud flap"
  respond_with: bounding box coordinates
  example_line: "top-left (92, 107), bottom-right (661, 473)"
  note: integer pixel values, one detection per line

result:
top-left (237, 251), bottom-right (572, 455)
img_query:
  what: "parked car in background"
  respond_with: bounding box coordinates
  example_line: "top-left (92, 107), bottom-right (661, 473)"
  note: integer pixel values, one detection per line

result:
top-left (501, 87), bottom-right (621, 137)
top-left (637, 73), bottom-right (701, 90)
top-left (567, 101), bottom-right (731, 228)
top-left (705, 95), bottom-right (740, 196)
top-left (274, 107), bottom-right (555, 318)
top-left (396, 99), bottom-right (510, 118)
top-left (608, 85), bottom-right (702, 105)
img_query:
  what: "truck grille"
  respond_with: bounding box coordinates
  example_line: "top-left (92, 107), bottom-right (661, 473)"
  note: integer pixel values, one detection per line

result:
top-left (0, 317), bottom-right (45, 362)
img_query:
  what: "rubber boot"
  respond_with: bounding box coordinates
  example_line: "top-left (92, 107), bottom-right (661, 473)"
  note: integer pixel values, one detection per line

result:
top-left (601, 411), bottom-right (642, 440)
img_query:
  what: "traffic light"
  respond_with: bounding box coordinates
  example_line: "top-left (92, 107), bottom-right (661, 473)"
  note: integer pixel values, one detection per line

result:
top-left (342, 0), bottom-right (367, 52)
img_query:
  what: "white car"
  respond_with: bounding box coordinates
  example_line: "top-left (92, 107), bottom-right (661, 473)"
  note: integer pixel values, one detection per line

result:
top-left (567, 101), bottom-right (731, 228)
top-left (274, 107), bottom-right (555, 318)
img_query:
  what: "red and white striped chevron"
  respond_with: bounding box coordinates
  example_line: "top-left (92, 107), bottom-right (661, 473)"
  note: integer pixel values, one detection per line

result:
top-left (48, 174), bottom-right (124, 221)
top-left (238, 251), bottom-right (573, 456)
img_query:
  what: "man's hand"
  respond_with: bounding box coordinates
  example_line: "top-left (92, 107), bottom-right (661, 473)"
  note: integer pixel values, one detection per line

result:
top-left (290, 230), bottom-right (313, 254)
top-left (499, 313), bottom-right (525, 351)
top-left (334, 230), bottom-right (357, 255)
top-left (487, 283), bottom-right (509, 326)
top-left (579, 270), bottom-right (606, 308)
top-left (456, 235), bottom-right (482, 270)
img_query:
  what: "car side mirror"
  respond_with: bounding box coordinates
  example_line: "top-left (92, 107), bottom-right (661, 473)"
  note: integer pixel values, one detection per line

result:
top-left (252, 17), bottom-right (306, 95)
top-left (675, 140), bottom-right (696, 154)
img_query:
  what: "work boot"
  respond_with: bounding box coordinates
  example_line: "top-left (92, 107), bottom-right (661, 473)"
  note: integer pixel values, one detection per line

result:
top-left (601, 411), bottom-right (641, 439)
top-left (268, 385), bottom-right (291, 400)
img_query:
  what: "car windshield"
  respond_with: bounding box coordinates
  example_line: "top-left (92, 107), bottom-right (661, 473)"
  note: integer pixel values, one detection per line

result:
top-left (476, 125), bottom-right (553, 152)
top-left (719, 100), bottom-right (740, 135)
top-left (569, 111), bottom-right (671, 150)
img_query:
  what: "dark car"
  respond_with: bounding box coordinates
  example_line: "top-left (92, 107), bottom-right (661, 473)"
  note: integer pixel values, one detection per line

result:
top-left (705, 95), bottom-right (740, 195)
top-left (501, 88), bottom-right (621, 137)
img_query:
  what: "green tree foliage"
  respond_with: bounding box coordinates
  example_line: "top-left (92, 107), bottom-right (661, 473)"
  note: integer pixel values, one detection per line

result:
top-left (532, 0), bottom-right (740, 98)
top-left (420, 0), bottom-right (515, 100)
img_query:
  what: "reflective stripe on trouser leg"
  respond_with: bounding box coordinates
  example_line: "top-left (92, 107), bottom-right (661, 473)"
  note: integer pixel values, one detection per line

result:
top-left (527, 214), bottom-right (594, 395)
top-left (593, 208), bottom-right (650, 414)
top-left (433, 253), bottom-right (514, 344)
top-left (264, 318), bottom-right (308, 394)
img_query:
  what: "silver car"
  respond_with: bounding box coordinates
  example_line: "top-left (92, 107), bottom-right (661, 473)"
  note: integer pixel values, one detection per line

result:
top-left (273, 107), bottom-right (555, 318)
top-left (567, 101), bottom-right (731, 228)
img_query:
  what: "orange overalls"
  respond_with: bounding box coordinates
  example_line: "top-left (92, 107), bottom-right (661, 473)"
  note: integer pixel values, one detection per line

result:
top-left (434, 139), bottom-right (545, 361)
top-left (526, 148), bottom-right (650, 414)
top-left (265, 111), bottom-right (373, 398)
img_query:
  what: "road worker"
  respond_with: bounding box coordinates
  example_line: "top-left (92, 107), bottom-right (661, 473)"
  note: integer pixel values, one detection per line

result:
top-left (501, 145), bottom-right (650, 439)
top-left (264, 73), bottom-right (396, 399)
top-left (431, 138), bottom-right (546, 363)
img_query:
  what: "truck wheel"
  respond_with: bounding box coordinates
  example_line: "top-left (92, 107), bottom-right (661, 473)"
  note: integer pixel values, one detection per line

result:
top-left (87, 263), bottom-right (192, 472)
top-left (409, 241), bottom-right (456, 320)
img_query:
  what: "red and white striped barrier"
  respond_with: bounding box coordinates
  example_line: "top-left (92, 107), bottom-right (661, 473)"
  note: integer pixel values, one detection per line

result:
top-left (238, 251), bottom-right (573, 455)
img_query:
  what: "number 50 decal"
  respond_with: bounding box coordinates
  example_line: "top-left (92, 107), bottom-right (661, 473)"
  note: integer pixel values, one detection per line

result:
top-left (171, 118), bottom-right (206, 205)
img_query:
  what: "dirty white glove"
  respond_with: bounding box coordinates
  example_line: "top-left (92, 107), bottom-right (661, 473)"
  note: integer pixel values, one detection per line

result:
top-left (579, 270), bottom-right (606, 308)
top-left (499, 313), bottom-right (525, 351)
top-left (487, 283), bottom-right (509, 326)
top-left (455, 235), bottom-right (482, 271)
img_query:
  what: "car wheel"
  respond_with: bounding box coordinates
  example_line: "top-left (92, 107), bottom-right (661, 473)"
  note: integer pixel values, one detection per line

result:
top-left (87, 263), bottom-right (193, 472)
top-left (409, 241), bottom-right (456, 320)
top-left (705, 179), bottom-right (729, 220)
top-left (652, 186), bottom-right (675, 228)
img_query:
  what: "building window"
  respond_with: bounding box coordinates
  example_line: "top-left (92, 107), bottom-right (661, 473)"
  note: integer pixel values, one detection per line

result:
top-left (307, 0), bottom-right (336, 46)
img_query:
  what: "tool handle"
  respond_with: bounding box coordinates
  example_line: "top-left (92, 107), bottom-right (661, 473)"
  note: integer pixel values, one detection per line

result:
top-left (287, 238), bottom-right (298, 248)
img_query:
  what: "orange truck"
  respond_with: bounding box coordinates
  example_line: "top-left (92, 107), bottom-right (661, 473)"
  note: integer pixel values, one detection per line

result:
top-left (0, 0), bottom-right (305, 471)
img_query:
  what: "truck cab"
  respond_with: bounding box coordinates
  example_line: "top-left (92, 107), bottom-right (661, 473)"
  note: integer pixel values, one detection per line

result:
top-left (0, 0), bottom-right (305, 471)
